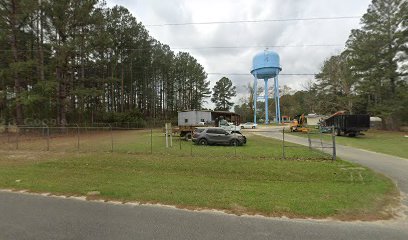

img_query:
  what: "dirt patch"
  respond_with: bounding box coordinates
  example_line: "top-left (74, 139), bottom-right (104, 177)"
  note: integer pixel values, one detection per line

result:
top-left (0, 150), bottom-right (68, 166)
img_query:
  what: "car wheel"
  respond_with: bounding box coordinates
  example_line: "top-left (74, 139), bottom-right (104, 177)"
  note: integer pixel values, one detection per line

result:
top-left (230, 139), bottom-right (239, 146)
top-left (185, 132), bottom-right (192, 141)
top-left (251, 126), bottom-right (255, 129)
top-left (241, 126), bottom-right (244, 129)
top-left (198, 139), bottom-right (208, 145)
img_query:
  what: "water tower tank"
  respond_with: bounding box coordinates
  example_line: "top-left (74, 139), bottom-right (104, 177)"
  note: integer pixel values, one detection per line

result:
top-left (251, 50), bottom-right (282, 79)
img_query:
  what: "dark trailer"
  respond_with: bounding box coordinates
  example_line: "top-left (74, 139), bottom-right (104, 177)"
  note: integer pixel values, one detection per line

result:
top-left (324, 114), bottom-right (370, 137)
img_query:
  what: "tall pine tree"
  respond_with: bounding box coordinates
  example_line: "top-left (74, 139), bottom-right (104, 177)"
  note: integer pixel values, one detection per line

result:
top-left (346, 0), bottom-right (407, 128)
top-left (211, 77), bottom-right (236, 111)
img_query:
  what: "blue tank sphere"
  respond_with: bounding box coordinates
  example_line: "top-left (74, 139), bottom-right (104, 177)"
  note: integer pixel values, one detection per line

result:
top-left (251, 50), bottom-right (282, 79)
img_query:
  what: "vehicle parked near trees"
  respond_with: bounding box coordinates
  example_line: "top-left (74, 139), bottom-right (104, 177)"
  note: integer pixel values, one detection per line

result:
top-left (192, 127), bottom-right (246, 146)
top-left (175, 110), bottom-right (241, 140)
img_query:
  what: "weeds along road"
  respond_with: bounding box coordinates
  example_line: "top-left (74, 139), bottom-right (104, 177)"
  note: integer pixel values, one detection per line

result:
top-left (0, 128), bottom-right (407, 240)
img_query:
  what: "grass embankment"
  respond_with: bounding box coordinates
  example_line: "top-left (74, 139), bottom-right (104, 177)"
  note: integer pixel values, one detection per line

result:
top-left (0, 132), bottom-right (398, 220)
top-left (290, 129), bottom-right (408, 159)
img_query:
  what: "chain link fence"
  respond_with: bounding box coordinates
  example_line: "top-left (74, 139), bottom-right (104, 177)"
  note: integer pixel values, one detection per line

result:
top-left (0, 125), bottom-right (335, 160)
top-left (282, 127), bottom-right (336, 160)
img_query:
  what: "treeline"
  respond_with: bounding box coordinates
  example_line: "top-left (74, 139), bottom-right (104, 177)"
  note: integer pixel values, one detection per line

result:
top-left (235, 0), bottom-right (408, 129)
top-left (0, 0), bottom-right (210, 126)
top-left (313, 0), bottom-right (407, 129)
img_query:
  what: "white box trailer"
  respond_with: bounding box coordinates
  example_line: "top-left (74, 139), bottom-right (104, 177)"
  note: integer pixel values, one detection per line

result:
top-left (178, 111), bottom-right (212, 126)
top-left (176, 110), bottom-right (241, 140)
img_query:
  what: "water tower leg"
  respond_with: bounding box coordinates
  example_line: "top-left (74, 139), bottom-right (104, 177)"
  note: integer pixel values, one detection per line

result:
top-left (264, 79), bottom-right (269, 124)
top-left (253, 75), bottom-right (257, 124)
top-left (274, 77), bottom-right (279, 124)
top-left (276, 75), bottom-right (281, 123)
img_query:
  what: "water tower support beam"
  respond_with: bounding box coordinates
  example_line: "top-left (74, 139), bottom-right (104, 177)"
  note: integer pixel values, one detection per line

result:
top-left (253, 74), bottom-right (258, 124)
top-left (264, 78), bottom-right (269, 124)
top-left (275, 75), bottom-right (281, 123)
top-left (274, 77), bottom-right (277, 123)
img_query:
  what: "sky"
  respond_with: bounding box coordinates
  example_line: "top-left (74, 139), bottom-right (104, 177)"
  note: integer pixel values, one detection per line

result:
top-left (105, 0), bottom-right (372, 108)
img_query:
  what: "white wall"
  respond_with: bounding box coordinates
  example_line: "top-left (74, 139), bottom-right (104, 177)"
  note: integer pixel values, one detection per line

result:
top-left (178, 111), bottom-right (212, 126)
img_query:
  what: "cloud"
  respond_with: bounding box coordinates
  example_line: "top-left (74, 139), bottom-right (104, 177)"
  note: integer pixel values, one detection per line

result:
top-left (106, 0), bottom-right (371, 108)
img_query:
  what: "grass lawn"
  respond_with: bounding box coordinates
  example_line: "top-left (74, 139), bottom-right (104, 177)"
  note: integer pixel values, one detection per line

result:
top-left (289, 129), bottom-right (408, 159)
top-left (0, 132), bottom-right (398, 220)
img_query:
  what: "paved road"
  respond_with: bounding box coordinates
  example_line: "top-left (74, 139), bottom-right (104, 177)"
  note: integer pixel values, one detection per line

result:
top-left (0, 190), bottom-right (407, 240)
top-left (1, 130), bottom-right (407, 240)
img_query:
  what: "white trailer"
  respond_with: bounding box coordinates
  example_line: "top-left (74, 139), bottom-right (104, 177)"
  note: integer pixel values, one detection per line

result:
top-left (176, 110), bottom-right (241, 140)
top-left (178, 111), bottom-right (212, 126)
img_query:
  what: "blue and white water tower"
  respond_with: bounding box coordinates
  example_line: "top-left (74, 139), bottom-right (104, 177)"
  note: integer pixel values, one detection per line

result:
top-left (250, 50), bottom-right (282, 124)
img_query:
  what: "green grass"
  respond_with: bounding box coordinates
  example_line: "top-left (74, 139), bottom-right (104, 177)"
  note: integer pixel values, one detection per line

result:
top-left (0, 132), bottom-right (398, 220)
top-left (289, 129), bottom-right (408, 159)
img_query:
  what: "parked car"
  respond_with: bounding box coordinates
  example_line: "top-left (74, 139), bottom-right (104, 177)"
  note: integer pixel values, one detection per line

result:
top-left (192, 127), bottom-right (246, 146)
top-left (239, 122), bottom-right (257, 129)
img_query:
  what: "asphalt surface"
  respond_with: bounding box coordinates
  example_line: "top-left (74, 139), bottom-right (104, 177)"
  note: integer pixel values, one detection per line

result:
top-left (1, 129), bottom-right (407, 240)
top-left (0, 190), bottom-right (407, 240)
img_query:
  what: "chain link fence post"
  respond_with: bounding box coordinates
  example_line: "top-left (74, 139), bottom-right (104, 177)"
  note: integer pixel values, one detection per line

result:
top-left (179, 129), bottom-right (182, 150)
top-left (150, 128), bottom-right (153, 154)
top-left (282, 127), bottom-right (285, 159)
top-left (307, 129), bottom-right (312, 149)
top-left (190, 130), bottom-right (193, 157)
top-left (332, 126), bottom-right (336, 160)
top-left (7, 126), bottom-right (10, 144)
top-left (16, 127), bottom-right (19, 150)
top-left (109, 124), bottom-right (113, 152)
top-left (76, 124), bottom-right (80, 151)
top-left (44, 123), bottom-right (49, 151)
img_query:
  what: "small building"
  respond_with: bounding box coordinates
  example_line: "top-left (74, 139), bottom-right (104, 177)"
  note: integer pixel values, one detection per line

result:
top-left (305, 113), bottom-right (325, 126)
top-left (370, 116), bottom-right (382, 129)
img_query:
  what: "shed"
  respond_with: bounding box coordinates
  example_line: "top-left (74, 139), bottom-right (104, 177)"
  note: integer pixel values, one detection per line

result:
top-left (370, 116), bottom-right (382, 129)
top-left (305, 114), bottom-right (325, 126)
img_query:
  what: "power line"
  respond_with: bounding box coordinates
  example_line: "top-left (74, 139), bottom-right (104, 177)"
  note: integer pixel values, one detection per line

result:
top-left (0, 44), bottom-right (344, 52)
top-left (172, 44), bottom-right (343, 50)
top-left (207, 73), bottom-right (316, 76)
top-left (146, 16), bottom-right (362, 27)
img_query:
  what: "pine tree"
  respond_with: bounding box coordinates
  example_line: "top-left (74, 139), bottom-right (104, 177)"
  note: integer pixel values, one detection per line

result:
top-left (346, 0), bottom-right (407, 128)
top-left (211, 77), bottom-right (236, 111)
top-left (315, 53), bottom-right (356, 114)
